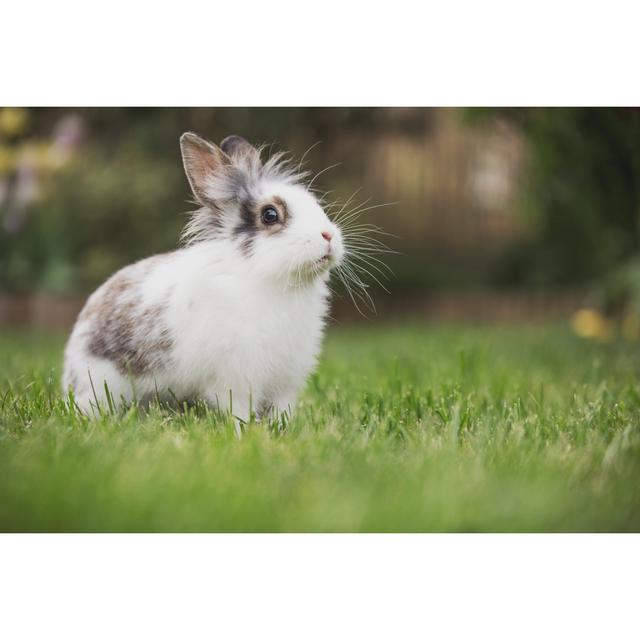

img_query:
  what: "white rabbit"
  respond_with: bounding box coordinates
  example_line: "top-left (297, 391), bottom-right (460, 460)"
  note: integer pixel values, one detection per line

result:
top-left (62, 132), bottom-right (345, 421)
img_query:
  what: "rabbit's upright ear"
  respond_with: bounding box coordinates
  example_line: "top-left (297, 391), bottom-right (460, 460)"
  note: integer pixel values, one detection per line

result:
top-left (220, 135), bottom-right (261, 165)
top-left (180, 132), bottom-right (230, 205)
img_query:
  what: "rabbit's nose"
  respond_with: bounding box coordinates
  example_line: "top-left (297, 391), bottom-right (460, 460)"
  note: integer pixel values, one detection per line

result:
top-left (321, 230), bottom-right (333, 243)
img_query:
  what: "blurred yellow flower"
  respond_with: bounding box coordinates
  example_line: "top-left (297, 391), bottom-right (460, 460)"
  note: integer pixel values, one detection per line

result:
top-left (570, 308), bottom-right (613, 342)
top-left (15, 141), bottom-right (53, 171)
top-left (0, 108), bottom-right (29, 137)
top-left (33, 141), bottom-right (55, 170)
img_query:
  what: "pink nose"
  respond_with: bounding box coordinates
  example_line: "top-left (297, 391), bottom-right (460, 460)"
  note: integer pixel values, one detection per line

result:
top-left (321, 230), bottom-right (333, 243)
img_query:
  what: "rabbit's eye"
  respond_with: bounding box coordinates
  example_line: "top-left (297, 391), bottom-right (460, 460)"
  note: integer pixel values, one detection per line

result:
top-left (261, 206), bottom-right (279, 225)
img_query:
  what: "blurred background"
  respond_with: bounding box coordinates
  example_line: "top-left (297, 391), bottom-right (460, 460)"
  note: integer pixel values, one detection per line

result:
top-left (0, 107), bottom-right (639, 337)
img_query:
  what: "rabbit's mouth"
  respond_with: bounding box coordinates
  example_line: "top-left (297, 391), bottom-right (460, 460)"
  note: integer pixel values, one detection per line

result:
top-left (312, 254), bottom-right (333, 272)
top-left (294, 255), bottom-right (331, 281)
top-left (290, 254), bottom-right (334, 286)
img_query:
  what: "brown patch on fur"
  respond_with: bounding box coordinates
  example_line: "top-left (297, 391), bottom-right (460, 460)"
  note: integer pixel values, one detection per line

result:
top-left (267, 196), bottom-right (289, 231)
top-left (81, 262), bottom-right (174, 376)
top-left (79, 275), bottom-right (131, 323)
top-left (233, 195), bottom-right (290, 256)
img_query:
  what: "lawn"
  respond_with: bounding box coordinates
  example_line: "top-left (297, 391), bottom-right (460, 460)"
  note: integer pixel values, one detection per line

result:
top-left (0, 323), bottom-right (639, 532)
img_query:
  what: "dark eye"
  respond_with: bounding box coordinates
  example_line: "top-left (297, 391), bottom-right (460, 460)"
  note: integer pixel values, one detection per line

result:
top-left (261, 206), bottom-right (279, 225)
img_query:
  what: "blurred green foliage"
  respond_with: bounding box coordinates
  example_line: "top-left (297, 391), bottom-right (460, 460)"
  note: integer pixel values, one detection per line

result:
top-left (1, 107), bottom-right (639, 295)
top-left (1, 145), bottom-right (185, 291)
top-left (0, 107), bottom-right (430, 292)
top-left (486, 108), bottom-right (640, 287)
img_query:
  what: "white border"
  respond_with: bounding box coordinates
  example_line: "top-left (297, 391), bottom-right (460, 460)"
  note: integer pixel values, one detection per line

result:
top-left (1, 1), bottom-right (639, 105)
top-left (1, 534), bottom-right (638, 639)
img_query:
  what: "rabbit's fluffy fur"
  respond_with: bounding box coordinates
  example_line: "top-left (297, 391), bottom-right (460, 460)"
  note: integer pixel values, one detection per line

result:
top-left (63, 133), bottom-right (344, 420)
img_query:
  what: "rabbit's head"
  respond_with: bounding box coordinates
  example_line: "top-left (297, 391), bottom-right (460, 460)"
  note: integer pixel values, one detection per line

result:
top-left (180, 132), bottom-right (344, 285)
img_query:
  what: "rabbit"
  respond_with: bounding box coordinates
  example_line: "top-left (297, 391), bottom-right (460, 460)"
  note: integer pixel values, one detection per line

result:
top-left (62, 132), bottom-right (346, 422)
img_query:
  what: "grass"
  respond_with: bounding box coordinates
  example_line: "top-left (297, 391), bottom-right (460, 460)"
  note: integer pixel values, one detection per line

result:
top-left (0, 323), bottom-right (639, 532)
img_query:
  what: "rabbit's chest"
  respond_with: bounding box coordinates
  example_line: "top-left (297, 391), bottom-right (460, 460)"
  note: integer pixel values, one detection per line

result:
top-left (176, 282), bottom-right (327, 384)
top-left (232, 296), bottom-right (323, 367)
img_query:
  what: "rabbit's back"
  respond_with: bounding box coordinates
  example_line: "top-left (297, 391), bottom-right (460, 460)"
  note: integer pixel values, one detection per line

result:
top-left (63, 253), bottom-right (182, 406)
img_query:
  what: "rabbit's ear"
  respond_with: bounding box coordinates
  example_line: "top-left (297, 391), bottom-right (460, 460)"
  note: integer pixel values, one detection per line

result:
top-left (180, 132), bottom-right (230, 205)
top-left (220, 135), bottom-right (261, 165)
